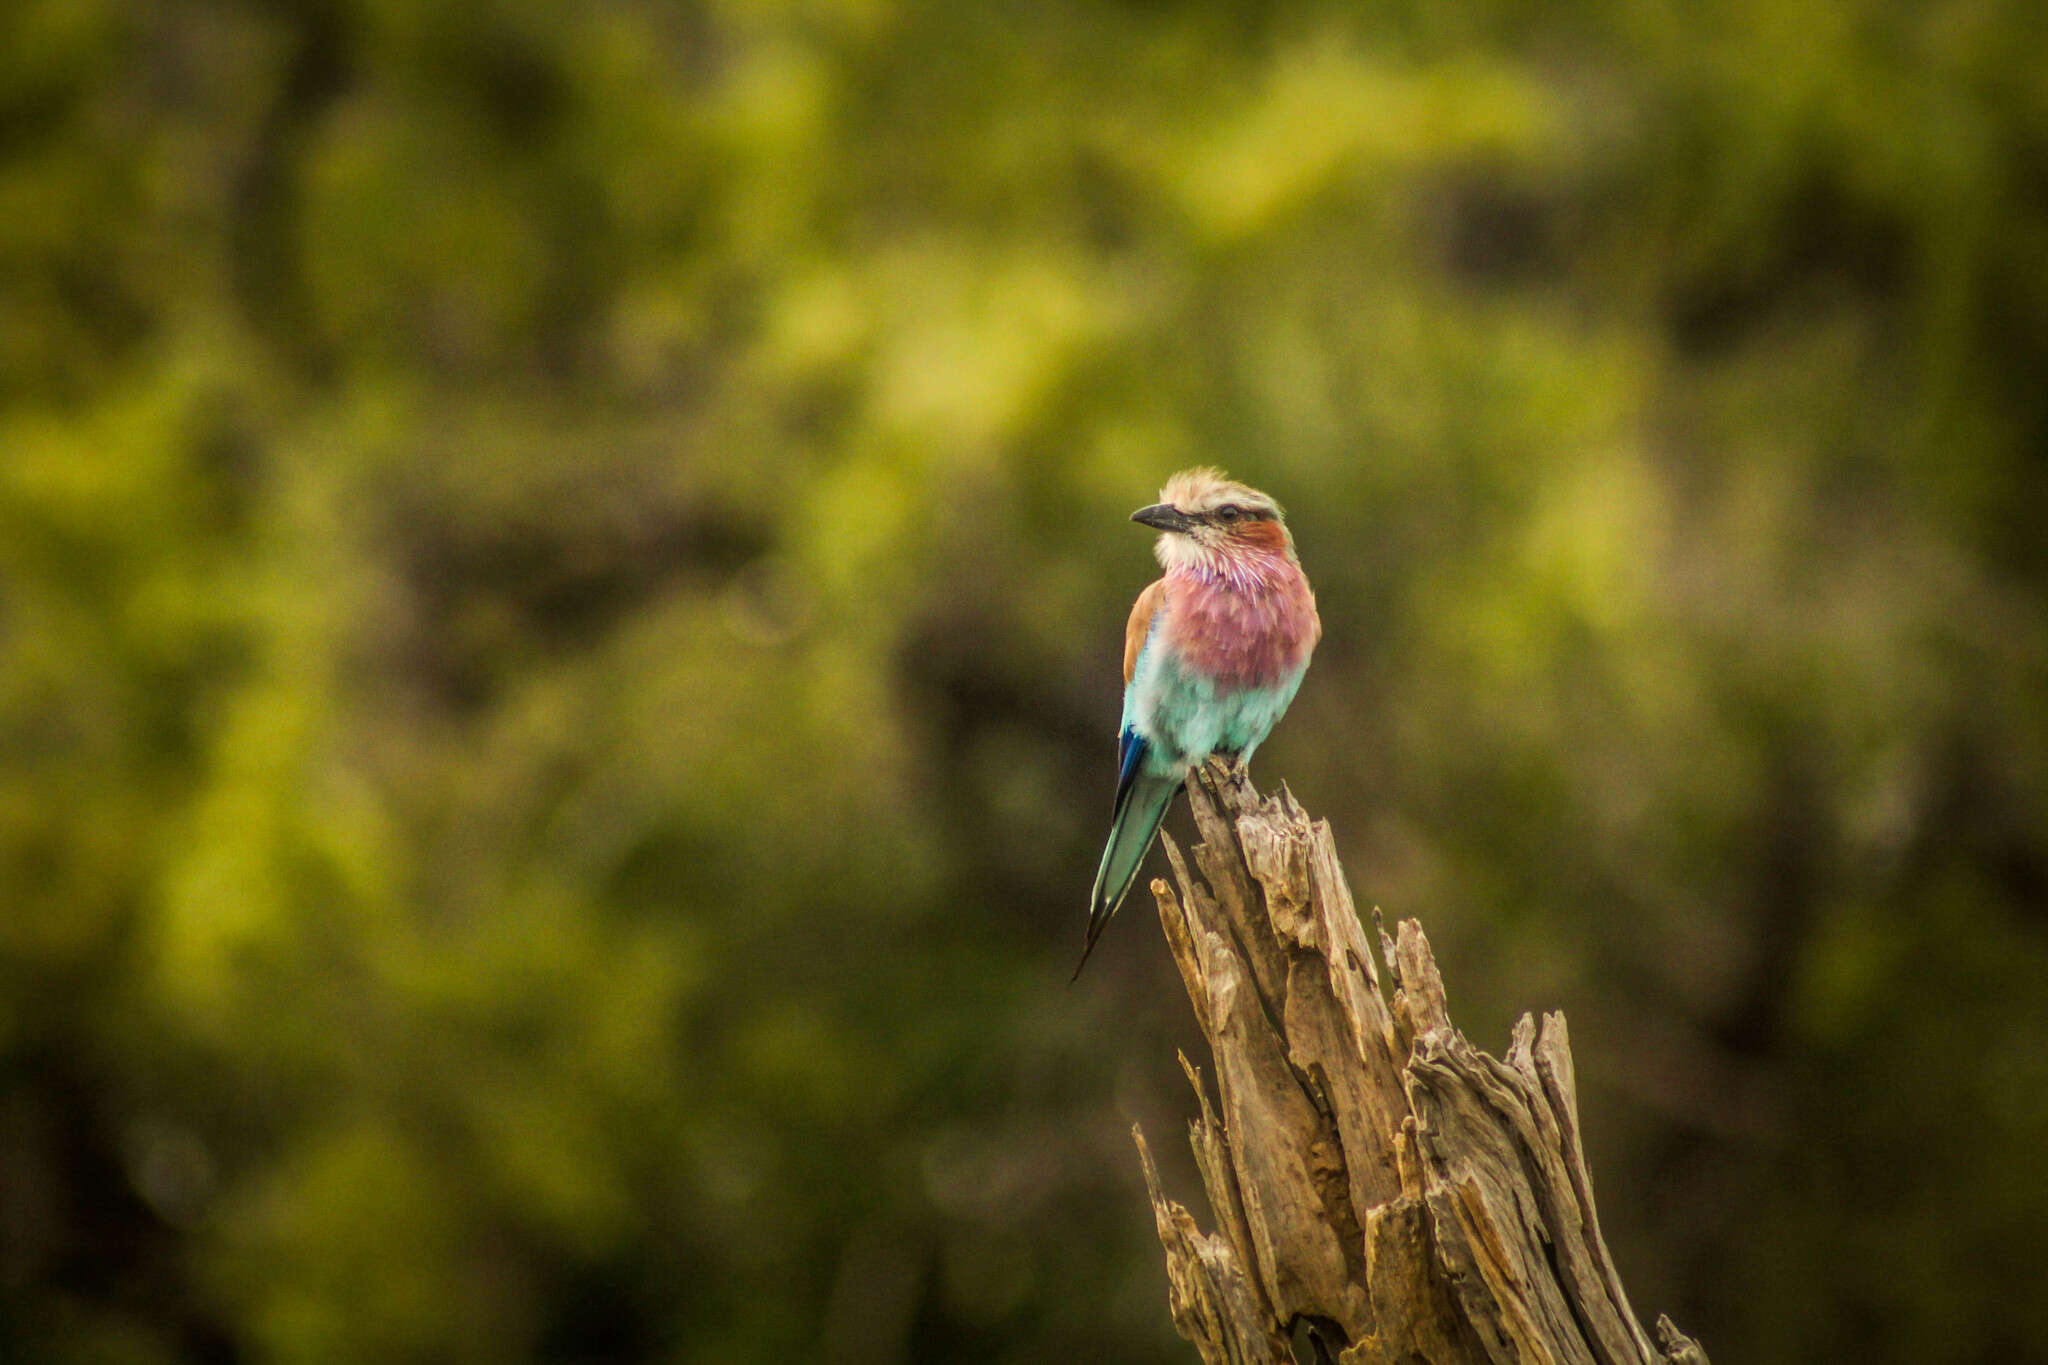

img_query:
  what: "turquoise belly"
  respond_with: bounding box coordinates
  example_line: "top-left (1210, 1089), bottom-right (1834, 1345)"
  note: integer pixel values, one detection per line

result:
top-left (1123, 644), bottom-right (1305, 772)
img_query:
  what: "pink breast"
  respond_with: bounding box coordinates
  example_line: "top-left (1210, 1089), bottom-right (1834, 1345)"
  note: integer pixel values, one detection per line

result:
top-left (1167, 568), bottom-right (1317, 688)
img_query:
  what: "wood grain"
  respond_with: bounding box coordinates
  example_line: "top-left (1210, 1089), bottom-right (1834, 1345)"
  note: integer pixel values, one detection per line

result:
top-left (1134, 762), bottom-right (1710, 1365)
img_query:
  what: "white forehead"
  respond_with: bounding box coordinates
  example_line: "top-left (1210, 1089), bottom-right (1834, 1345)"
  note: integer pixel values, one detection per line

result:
top-left (1160, 467), bottom-right (1280, 517)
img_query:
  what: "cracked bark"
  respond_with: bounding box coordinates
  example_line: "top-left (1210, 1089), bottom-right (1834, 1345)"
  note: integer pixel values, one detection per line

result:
top-left (1134, 763), bottom-right (1709, 1365)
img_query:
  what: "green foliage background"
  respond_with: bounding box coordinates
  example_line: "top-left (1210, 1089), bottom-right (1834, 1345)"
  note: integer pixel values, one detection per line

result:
top-left (4, 0), bottom-right (2047, 1360)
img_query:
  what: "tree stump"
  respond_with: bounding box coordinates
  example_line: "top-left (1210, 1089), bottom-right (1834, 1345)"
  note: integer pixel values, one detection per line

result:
top-left (1133, 762), bottom-right (1709, 1365)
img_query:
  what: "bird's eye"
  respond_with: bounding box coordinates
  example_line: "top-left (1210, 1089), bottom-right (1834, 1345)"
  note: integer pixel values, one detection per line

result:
top-left (1216, 505), bottom-right (1243, 522)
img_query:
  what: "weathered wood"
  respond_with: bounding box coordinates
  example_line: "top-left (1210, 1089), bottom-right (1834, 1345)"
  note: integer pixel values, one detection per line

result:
top-left (1134, 762), bottom-right (1708, 1365)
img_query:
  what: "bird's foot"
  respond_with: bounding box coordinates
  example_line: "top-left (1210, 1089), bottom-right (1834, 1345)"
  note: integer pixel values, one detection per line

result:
top-left (1202, 753), bottom-right (1250, 785)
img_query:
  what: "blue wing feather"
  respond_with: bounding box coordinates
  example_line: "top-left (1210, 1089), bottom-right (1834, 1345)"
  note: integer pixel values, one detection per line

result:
top-left (1113, 725), bottom-right (1145, 813)
top-left (1075, 712), bottom-right (1178, 979)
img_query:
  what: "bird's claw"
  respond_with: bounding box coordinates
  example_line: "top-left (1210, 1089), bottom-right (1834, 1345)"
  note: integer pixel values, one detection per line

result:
top-left (1202, 754), bottom-right (1249, 784)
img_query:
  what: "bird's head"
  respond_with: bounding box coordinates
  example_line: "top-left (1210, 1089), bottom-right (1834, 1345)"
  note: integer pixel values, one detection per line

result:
top-left (1132, 467), bottom-right (1295, 575)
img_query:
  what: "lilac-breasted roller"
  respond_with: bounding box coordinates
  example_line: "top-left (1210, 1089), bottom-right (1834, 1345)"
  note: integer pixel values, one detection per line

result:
top-left (1074, 468), bottom-right (1321, 977)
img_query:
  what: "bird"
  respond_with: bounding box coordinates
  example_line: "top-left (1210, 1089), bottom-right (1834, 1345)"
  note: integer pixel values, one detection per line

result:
top-left (1073, 468), bottom-right (1320, 978)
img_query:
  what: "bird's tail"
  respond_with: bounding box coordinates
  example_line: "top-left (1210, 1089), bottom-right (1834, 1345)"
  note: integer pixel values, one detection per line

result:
top-left (1072, 769), bottom-right (1181, 980)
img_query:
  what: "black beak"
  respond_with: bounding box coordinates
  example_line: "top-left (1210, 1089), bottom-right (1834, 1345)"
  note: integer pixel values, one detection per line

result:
top-left (1131, 503), bottom-right (1195, 533)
